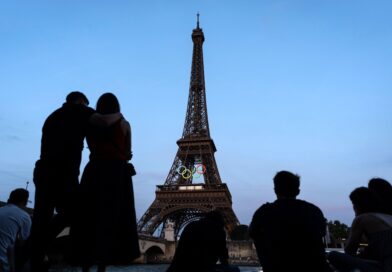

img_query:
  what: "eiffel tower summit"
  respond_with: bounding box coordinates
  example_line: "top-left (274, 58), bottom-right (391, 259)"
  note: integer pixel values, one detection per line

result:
top-left (137, 15), bottom-right (239, 238)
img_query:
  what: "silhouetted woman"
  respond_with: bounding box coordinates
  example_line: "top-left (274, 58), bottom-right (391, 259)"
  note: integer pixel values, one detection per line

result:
top-left (72, 93), bottom-right (140, 272)
top-left (369, 178), bottom-right (392, 215)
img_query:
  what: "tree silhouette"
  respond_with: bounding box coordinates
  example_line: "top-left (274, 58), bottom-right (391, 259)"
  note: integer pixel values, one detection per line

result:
top-left (328, 220), bottom-right (349, 241)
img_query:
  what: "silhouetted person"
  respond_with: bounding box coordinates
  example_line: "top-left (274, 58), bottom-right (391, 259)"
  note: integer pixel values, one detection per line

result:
top-left (0, 189), bottom-right (31, 272)
top-left (368, 178), bottom-right (392, 215)
top-left (167, 210), bottom-right (239, 272)
top-left (71, 93), bottom-right (140, 272)
top-left (30, 92), bottom-right (121, 272)
top-left (328, 187), bottom-right (392, 272)
top-left (249, 171), bottom-right (330, 272)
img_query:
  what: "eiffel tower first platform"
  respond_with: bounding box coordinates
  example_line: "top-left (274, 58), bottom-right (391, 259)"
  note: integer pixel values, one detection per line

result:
top-left (137, 16), bottom-right (239, 238)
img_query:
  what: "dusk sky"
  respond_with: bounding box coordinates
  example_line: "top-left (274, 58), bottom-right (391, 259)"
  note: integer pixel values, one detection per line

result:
top-left (1, 1), bottom-right (391, 226)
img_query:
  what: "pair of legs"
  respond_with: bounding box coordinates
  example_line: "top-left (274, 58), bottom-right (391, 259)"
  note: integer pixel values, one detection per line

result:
top-left (30, 169), bottom-right (78, 272)
top-left (328, 251), bottom-right (384, 272)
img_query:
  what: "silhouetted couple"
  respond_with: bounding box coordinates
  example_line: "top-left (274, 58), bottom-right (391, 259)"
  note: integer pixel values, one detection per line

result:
top-left (328, 180), bottom-right (392, 272)
top-left (30, 92), bottom-right (140, 272)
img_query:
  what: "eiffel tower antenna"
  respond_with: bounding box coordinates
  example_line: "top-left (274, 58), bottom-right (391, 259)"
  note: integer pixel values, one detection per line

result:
top-left (138, 19), bottom-right (239, 238)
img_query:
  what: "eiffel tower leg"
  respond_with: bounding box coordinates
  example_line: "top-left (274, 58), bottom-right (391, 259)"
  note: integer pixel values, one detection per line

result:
top-left (137, 199), bottom-right (164, 235)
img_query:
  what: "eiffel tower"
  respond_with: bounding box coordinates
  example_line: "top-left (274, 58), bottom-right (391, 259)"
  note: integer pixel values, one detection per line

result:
top-left (137, 15), bottom-right (239, 238)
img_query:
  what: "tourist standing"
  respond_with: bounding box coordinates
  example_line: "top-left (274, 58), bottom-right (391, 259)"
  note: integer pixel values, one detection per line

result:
top-left (31, 92), bottom-right (121, 272)
top-left (71, 93), bottom-right (140, 272)
top-left (249, 171), bottom-right (330, 272)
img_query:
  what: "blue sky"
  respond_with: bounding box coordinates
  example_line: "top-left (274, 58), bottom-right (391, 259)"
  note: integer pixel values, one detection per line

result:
top-left (0, 0), bottom-right (391, 225)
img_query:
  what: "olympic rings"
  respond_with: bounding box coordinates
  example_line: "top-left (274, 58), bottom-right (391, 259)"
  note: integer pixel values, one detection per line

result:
top-left (195, 164), bottom-right (206, 174)
top-left (176, 164), bottom-right (206, 180)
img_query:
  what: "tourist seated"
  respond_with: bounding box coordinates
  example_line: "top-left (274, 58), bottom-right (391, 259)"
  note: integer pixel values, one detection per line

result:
top-left (167, 210), bottom-right (239, 272)
top-left (328, 187), bottom-right (392, 272)
top-left (368, 178), bottom-right (392, 215)
top-left (0, 189), bottom-right (31, 272)
top-left (249, 171), bottom-right (330, 272)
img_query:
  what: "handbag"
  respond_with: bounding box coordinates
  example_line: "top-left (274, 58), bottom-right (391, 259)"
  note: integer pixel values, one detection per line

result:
top-left (106, 121), bottom-right (136, 177)
top-left (127, 162), bottom-right (137, 176)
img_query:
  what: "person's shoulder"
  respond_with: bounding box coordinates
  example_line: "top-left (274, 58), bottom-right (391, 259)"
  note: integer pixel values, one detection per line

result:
top-left (84, 106), bottom-right (95, 114)
top-left (260, 201), bottom-right (274, 209)
top-left (44, 106), bottom-right (64, 122)
top-left (296, 199), bottom-right (321, 209)
top-left (14, 205), bottom-right (30, 218)
top-left (350, 214), bottom-right (366, 228)
top-left (354, 213), bottom-right (367, 220)
top-left (47, 104), bottom-right (94, 120)
top-left (354, 213), bottom-right (385, 225)
top-left (5, 204), bottom-right (30, 219)
top-left (49, 106), bottom-right (64, 115)
top-left (253, 202), bottom-right (275, 216)
top-left (20, 207), bottom-right (31, 218)
top-left (0, 204), bottom-right (11, 214)
top-left (15, 207), bottom-right (32, 227)
top-left (62, 103), bottom-right (94, 115)
top-left (296, 199), bottom-right (324, 215)
top-left (76, 105), bottom-right (95, 115)
top-left (250, 202), bottom-right (275, 236)
top-left (120, 118), bottom-right (130, 130)
top-left (19, 210), bottom-right (31, 225)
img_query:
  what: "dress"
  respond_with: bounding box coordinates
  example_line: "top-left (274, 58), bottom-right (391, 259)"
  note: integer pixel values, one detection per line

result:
top-left (71, 117), bottom-right (140, 265)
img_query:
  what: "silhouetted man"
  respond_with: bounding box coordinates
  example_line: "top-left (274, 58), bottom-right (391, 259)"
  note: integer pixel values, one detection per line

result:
top-left (249, 171), bottom-right (330, 272)
top-left (30, 92), bottom-right (120, 272)
top-left (0, 189), bottom-right (31, 272)
top-left (167, 211), bottom-right (239, 272)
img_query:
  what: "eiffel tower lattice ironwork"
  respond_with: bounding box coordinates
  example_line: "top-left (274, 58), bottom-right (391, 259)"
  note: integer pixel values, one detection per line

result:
top-left (137, 16), bottom-right (239, 238)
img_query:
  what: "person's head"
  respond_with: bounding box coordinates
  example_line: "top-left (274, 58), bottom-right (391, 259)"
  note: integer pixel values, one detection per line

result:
top-left (368, 178), bottom-right (392, 193)
top-left (96, 93), bottom-right (120, 114)
top-left (368, 178), bottom-right (392, 214)
top-left (273, 171), bottom-right (300, 199)
top-left (204, 210), bottom-right (225, 229)
top-left (349, 187), bottom-right (380, 215)
top-left (66, 91), bottom-right (89, 106)
top-left (7, 188), bottom-right (29, 207)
